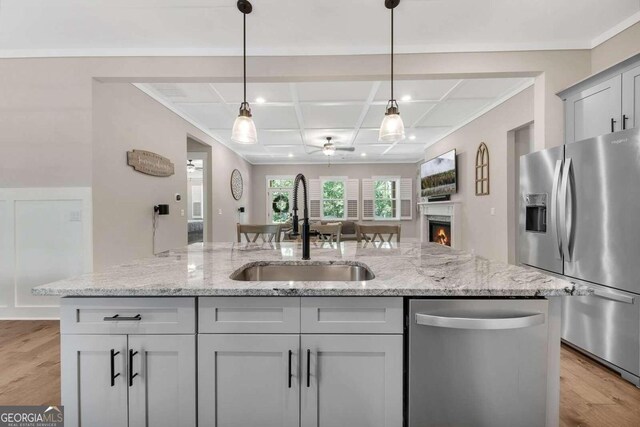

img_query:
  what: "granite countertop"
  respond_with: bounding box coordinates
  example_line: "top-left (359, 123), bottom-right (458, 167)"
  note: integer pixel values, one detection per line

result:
top-left (32, 241), bottom-right (588, 297)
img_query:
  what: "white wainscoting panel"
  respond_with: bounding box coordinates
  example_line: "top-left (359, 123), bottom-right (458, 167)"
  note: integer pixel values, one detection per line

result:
top-left (0, 201), bottom-right (12, 309)
top-left (0, 188), bottom-right (92, 319)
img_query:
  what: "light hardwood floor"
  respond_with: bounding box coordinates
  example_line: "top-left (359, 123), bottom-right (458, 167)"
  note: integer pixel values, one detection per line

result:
top-left (0, 321), bottom-right (60, 405)
top-left (0, 321), bottom-right (638, 426)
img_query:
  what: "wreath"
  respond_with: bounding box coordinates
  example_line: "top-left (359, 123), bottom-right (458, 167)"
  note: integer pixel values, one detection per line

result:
top-left (272, 194), bottom-right (290, 214)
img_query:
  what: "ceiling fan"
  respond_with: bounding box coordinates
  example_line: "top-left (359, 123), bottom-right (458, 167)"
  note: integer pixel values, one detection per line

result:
top-left (308, 137), bottom-right (355, 156)
top-left (187, 159), bottom-right (203, 173)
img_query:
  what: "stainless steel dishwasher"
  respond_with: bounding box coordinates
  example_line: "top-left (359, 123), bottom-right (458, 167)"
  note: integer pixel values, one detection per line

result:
top-left (408, 299), bottom-right (549, 427)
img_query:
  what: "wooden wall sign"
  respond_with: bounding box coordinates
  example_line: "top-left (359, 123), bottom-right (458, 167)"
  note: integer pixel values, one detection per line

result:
top-left (127, 150), bottom-right (175, 177)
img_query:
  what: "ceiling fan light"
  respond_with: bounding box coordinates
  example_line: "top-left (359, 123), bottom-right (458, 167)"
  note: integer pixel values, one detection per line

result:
top-left (323, 145), bottom-right (336, 156)
top-left (379, 109), bottom-right (405, 143)
top-left (231, 103), bottom-right (257, 144)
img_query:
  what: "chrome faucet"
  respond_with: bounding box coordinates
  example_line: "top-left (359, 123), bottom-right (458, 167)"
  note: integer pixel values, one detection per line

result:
top-left (291, 173), bottom-right (311, 260)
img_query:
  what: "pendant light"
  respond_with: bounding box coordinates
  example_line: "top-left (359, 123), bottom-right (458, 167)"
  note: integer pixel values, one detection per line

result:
top-left (379, 0), bottom-right (406, 143)
top-left (231, 0), bottom-right (258, 144)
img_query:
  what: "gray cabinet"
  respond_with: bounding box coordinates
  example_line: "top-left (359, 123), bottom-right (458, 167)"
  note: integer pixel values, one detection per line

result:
top-left (198, 334), bottom-right (300, 427)
top-left (60, 298), bottom-right (197, 427)
top-left (564, 75), bottom-right (622, 143)
top-left (61, 335), bottom-right (129, 427)
top-left (198, 297), bottom-right (404, 427)
top-left (622, 64), bottom-right (640, 130)
top-left (62, 334), bottom-right (196, 427)
top-left (301, 334), bottom-right (403, 427)
top-left (129, 335), bottom-right (196, 427)
top-left (561, 55), bottom-right (640, 143)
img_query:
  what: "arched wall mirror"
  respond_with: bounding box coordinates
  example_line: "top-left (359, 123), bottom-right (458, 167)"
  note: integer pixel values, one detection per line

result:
top-left (475, 142), bottom-right (490, 196)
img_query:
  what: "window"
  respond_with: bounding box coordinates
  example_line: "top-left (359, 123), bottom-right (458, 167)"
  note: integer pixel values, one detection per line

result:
top-left (374, 178), bottom-right (399, 220)
top-left (321, 179), bottom-right (346, 219)
top-left (268, 178), bottom-right (294, 189)
top-left (190, 182), bottom-right (203, 219)
top-left (266, 176), bottom-right (294, 224)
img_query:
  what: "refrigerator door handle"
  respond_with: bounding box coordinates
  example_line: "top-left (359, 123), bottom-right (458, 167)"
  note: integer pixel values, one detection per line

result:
top-left (551, 160), bottom-right (563, 260)
top-left (560, 158), bottom-right (574, 261)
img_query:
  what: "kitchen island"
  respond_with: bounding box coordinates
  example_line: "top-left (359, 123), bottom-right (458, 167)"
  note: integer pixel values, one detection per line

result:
top-left (34, 242), bottom-right (586, 427)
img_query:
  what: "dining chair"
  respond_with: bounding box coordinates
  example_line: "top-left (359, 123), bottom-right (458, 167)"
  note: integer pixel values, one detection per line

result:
top-left (312, 223), bottom-right (342, 244)
top-left (356, 224), bottom-right (401, 243)
top-left (237, 223), bottom-right (281, 243)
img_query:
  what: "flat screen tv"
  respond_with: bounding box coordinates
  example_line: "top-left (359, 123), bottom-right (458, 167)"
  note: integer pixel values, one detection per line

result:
top-left (420, 149), bottom-right (457, 198)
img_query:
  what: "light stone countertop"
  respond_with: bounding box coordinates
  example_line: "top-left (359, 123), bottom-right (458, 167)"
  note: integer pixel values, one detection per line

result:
top-left (33, 241), bottom-right (587, 297)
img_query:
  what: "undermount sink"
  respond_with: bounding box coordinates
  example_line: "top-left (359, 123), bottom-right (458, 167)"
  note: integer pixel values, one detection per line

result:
top-left (230, 262), bottom-right (375, 282)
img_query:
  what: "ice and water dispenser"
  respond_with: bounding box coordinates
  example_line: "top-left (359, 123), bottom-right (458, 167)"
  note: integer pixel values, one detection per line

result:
top-left (525, 193), bottom-right (547, 233)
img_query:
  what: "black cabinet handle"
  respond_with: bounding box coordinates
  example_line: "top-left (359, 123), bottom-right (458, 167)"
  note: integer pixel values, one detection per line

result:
top-left (611, 117), bottom-right (617, 133)
top-left (623, 115), bottom-right (628, 130)
top-left (306, 349), bottom-right (311, 388)
top-left (110, 349), bottom-right (120, 387)
top-left (288, 350), bottom-right (292, 388)
top-left (129, 349), bottom-right (139, 387)
top-left (103, 314), bottom-right (142, 322)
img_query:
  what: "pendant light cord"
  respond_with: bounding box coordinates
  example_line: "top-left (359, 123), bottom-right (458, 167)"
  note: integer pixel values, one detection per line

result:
top-left (243, 12), bottom-right (247, 104)
top-left (390, 7), bottom-right (394, 101)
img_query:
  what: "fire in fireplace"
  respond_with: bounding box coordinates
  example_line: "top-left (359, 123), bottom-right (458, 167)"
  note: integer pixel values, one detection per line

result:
top-left (429, 221), bottom-right (451, 246)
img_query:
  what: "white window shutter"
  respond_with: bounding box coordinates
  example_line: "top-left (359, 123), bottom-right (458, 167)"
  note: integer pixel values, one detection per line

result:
top-left (361, 179), bottom-right (374, 220)
top-left (346, 179), bottom-right (360, 220)
top-left (309, 179), bottom-right (321, 220)
top-left (400, 178), bottom-right (413, 220)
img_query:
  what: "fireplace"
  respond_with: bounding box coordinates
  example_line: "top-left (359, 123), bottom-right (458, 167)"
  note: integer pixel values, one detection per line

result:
top-left (429, 221), bottom-right (451, 247)
top-left (419, 201), bottom-right (460, 249)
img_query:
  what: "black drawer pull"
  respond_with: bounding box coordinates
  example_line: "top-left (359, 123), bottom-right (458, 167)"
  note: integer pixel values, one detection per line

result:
top-left (288, 350), bottom-right (292, 388)
top-left (129, 349), bottom-right (139, 387)
top-left (306, 349), bottom-right (311, 388)
top-left (103, 314), bottom-right (142, 322)
top-left (110, 349), bottom-right (120, 387)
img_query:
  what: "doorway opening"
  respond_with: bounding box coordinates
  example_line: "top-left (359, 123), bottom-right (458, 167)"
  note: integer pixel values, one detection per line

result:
top-left (187, 137), bottom-right (210, 244)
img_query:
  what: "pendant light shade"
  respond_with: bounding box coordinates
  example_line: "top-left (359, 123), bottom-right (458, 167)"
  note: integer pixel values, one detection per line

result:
top-left (231, 102), bottom-right (257, 144)
top-left (231, 0), bottom-right (257, 144)
top-left (379, 101), bottom-right (406, 142)
top-left (379, 0), bottom-right (405, 143)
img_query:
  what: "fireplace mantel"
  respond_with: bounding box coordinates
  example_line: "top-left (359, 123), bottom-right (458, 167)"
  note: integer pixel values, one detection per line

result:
top-left (418, 201), bottom-right (462, 249)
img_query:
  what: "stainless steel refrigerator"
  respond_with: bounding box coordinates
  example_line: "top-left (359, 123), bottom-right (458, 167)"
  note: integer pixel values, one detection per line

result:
top-left (520, 127), bottom-right (640, 387)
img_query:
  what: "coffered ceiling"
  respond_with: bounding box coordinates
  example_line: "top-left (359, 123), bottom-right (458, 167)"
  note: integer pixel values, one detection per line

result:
top-left (0, 0), bottom-right (638, 57)
top-left (138, 77), bottom-right (533, 164)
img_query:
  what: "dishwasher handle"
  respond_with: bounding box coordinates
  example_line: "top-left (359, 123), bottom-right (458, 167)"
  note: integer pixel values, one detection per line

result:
top-left (415, 312), bottom-right (545, 330)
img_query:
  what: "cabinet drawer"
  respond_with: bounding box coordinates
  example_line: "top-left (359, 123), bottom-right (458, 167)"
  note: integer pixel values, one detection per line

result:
top-left (301, 297), bottom-right (403, 334)
top-left (199, 297), bottom-right (300, 333)
top-left (60, 297), bottom-right (196, 334)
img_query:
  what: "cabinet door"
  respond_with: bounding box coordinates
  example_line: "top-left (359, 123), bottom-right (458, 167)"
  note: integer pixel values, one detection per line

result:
top-left (301, 334), bottom-right (403, 427)
top-left (199, 334), bottom-right (300, 427)
top-left (128, 335), bottom-right (196, 427)
top-left (61, 334), bottom-right (128, 427)
top-left (565, 74), bottom-right (621, 143)
top-left (623, 64), bottom-right (640, 130)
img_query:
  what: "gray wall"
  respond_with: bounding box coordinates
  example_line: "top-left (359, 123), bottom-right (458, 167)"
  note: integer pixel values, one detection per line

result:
top-left (592, 21), bottom-right (640, 73)
top-left (92, 82), bottom-right (252, 270)
top-left (251, 163), bottom-right (419, 237)
top-left (0, 51), bottom-right (591, 191)
top-left (423, 87), bottom-right (534, 262)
